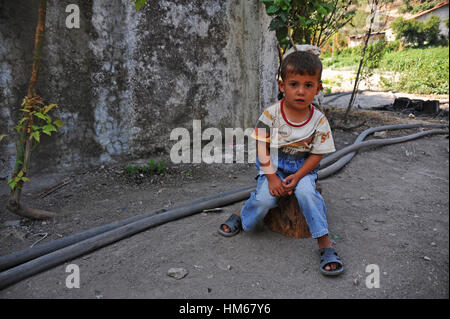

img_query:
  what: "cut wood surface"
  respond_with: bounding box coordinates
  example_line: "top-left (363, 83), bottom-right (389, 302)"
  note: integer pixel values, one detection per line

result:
top-left (264, 186), bottom-right (322, 238)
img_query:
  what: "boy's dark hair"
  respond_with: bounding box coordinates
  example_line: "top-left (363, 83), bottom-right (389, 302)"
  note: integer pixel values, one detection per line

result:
top-left (280, 51), bottom-right (322, 81)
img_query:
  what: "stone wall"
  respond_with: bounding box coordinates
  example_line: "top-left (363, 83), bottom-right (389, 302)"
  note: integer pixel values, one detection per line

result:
top-left (0, 0), bottom-right (278, 178)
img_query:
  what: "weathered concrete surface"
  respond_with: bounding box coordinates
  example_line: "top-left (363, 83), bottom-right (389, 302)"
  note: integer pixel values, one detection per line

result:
top-left (0, 0), bottom-right (278, 178)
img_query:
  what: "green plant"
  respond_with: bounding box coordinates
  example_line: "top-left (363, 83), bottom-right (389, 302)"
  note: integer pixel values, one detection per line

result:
top-left (156, 161), bottom-right (167, 175)
top-left (125, 159), bottom-right (167, 177)
top-left (391, 15), bottom-right (442, 46)
top-left (379, 46), bottom-right (449, 94)
top-left (130, 0), bottom-right (147, 10)
top-left (126, 165), bottom-right (139, 176)
top-left (359, 40), bottom-right (388, 87)
top-left (260, 0), bottom-right (355, 58)
top-left (399, 0), bottom-right (441, 14)
top-left (1, 0), bottom-right (66, 219)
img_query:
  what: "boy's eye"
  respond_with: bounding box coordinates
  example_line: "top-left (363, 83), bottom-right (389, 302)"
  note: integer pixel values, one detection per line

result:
top-left (305, 83), bottom-right (313, 88)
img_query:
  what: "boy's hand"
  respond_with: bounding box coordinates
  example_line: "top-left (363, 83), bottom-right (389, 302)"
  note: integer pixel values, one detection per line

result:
top-left (282, 173), bottom-right (300, 194)
top-left (267, 174), bottom-right (288, 197)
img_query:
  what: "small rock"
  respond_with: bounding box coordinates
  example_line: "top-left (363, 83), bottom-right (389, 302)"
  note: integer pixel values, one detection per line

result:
top-left (167, 267), bottom-right (188, 279)
top-left (408, 113), bottom-right (415, 119)
top-left (423, 256), bottom-right (431, 261)
top-left (217, 262), bottom-right (232, 271)
top-left (374, 131), bottom-right (387, 138)
top-left (207, 288), bottom-right (212, 293)
top-left (431, 242), bottom-right (437, 246)
top-left (353, 278), bottom-right (359, 286)
top-left (359, 196), bottom-right (367, 200)
top-left (3, 220), bottom-right (21, 227)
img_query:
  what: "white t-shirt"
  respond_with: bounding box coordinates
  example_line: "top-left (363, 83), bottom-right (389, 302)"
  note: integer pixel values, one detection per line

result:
top-left (251, 99), bottom-right (336, 155)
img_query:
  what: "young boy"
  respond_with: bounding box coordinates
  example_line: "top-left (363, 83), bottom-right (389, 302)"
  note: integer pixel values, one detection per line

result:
top-left (217, 51), bottom-right (343, 276)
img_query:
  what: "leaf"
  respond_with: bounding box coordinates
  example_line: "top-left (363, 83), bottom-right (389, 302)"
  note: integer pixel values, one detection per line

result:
top-left (0, 134), bottom-right (7, 142)
top-left (17, 170), bottom-right (23, 178)
top-left (18, 117), bottom-right (28, 126)
top-left (8, 179), bottom-right (17, 190)
top-left (276, 27), bottom-right (289, 42)
top-left (317, 6), bottom-right (328, 17)
top-left (30, 131), bottom-right (40, 143)
top-left (34, 112), bottom-right (47, 121)
top-left (43, 104), bottom-right (57, 114)
top-left (266, 4), bottom-right (279, 15)
top-left (21, 177), bottom-right (30, 182)
top-left (43, 124), bottom-right (57, 132)
top-left (132, 0), bottom-right (147, 10)
top-left (269, 17), bottom-right (285, 31)
top-left (53, 120), bottom-right (63, 128)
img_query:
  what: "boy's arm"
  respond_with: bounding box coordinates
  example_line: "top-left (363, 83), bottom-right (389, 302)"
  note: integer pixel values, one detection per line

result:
top-left (256, 129), bottom-right (287, 197)
top-left (282, 154), bottom-right (323, 192)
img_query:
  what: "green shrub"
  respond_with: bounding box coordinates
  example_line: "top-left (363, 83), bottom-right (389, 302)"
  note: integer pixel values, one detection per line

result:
top-left (125, 159), bottom-right (168, 177)
top-left (323, 43), bottom-right (449, 95)
top-left (391, 15), bottom-right (442, 46)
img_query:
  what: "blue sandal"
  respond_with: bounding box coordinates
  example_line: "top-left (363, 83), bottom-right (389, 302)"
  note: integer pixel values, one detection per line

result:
top-left (319, 247), bottom-right (344, 276)
top-left (217, 214), bottom-right (241, 237)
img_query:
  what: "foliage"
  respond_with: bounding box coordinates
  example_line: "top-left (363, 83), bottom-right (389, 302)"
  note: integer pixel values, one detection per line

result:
top-left (391, 15), bottom-right (442, 46)
top-left (362, 40), bottom-right (387, 74)
top-left (399, 0), bottom-right (441, 14)
top-left (260, 0), bottom-right (355, 52)
top-left (323, 42), bottom-right (449, 94)
top-left (2, 95), bottom-right (63, 191)
top-left (379, 46), bottom-right (449, 94)
top-left (130, 0), bottom-right (147, 10)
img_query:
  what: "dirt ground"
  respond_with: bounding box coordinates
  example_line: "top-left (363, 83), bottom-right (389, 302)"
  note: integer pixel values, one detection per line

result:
top-left (0, 107), bottom-right (448, 299)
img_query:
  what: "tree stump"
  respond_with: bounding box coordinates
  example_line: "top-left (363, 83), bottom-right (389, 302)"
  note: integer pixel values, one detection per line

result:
top-left (263, 186), bottom-right (322, 238)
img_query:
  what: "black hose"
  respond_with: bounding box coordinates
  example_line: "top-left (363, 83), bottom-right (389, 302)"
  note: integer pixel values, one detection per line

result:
top-left (0, 186), bottom-right (255, 290)
top-left (318, 128), bottom-right (448, 179)
top-left (0, 184), bottom-right (255, 272)
top-left (321, 123), bottom-right (449, 169)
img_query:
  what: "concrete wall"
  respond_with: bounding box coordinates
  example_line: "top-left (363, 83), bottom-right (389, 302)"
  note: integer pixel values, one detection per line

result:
top-left (0, 0), bottom-right (278, 178)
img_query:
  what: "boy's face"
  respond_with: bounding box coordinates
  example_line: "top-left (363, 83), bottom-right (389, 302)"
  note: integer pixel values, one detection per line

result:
top-left (278, 71), bottom-right (322, 112)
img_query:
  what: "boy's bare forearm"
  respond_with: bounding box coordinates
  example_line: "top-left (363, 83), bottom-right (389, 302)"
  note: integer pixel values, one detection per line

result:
top-left (257, 141), bottom-right (276, 176)
top-left (293, 154), bottom-right (323, 179)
